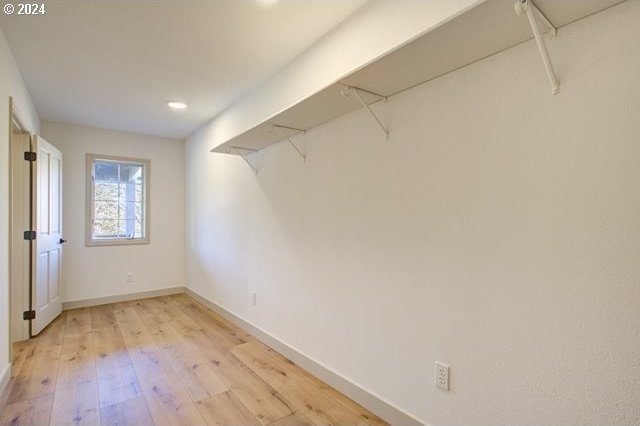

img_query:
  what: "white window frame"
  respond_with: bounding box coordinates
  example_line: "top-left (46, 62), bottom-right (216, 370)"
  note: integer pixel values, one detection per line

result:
top-left (86, 154), bottom-right (150, 246)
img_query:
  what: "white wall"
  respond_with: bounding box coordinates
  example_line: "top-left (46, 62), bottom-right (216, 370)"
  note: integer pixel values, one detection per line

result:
top-left (185, 2), bottom-right (640, 425)
top-left (41, 122), bottom-right (185, 303)
top-left (0, 28), bottom-right (39, 388)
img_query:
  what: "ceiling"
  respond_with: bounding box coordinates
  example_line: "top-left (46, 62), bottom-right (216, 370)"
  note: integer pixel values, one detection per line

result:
top-left (0, 0), bottom-right (366, 139)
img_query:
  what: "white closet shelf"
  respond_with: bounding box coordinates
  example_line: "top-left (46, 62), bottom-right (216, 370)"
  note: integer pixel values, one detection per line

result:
top-left (211, 0), bottom-right (623, 156)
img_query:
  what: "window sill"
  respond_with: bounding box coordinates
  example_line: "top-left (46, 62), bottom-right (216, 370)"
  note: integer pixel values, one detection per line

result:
top-left (86, 238), bottom-right (150, 247)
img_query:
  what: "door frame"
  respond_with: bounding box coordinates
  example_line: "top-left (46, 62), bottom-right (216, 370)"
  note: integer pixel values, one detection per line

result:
top-left (8, 97), bottom-right (32, 349)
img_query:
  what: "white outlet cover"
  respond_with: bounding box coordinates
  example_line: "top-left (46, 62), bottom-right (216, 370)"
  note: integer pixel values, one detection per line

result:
top-left (435, 361), bottom-right (450, 391)
top-left (250, 292), bottom-right (257, 305)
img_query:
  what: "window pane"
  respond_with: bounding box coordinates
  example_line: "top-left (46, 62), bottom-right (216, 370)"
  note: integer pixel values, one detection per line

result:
top-left (123, 219), bottom-right (139, 238)
top-left (95, 182), bottom-right (118, 201)
top-left (93, 219), bottom-right (120, 238)
top-left (135, 184), bottom-right (144, 203)
top-left (119, 181), bottom-right (137, 203)
top-left (122, 206), bottom-right (136, 236)
top-left (94, 162), bottom-right (118, 182)
top-left (135, 202), bottom-right (144, 238)
top-left (120, 164), bottom-right (143, 184)
top-left (89, 156), bottom-right (148, 244)
top-left (135, 219), bottom-right (142, 237)
top-left (94, 200), bottom-right (118, 220)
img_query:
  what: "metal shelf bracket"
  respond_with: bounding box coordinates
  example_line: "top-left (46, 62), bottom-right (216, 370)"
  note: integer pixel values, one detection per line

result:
top-left (230, 146), bottom-right (259, 174)
top-left (515, 0), bottom-right (560, 94)
top-left (268, 125), bottom-right (306, 161)
top-left (341, 86), bottom-right (389, 139)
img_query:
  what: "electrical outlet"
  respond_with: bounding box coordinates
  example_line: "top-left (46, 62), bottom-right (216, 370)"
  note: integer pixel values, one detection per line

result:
top-left (250, 292), bottom-right (257, 306)
top-left (125, 273), bottom-right (133, 283)
top-left (435, 361), bottom-right (449, 391)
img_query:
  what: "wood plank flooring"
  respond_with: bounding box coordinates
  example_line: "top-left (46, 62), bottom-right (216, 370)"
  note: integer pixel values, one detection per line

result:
top-left (0, 294), bottom-right (387, 426)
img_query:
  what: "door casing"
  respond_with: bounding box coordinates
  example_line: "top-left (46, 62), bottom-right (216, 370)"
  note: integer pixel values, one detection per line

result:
top-left (9, 97), bottom-right (31, 346)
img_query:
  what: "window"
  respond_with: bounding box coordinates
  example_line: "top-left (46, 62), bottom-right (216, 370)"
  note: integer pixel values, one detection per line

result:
top-left (86, 154), bottom-right (150, 246)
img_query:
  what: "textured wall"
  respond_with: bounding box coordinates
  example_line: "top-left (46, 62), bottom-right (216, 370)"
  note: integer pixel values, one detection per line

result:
top-left (185, 3), bottom-right (640, 425)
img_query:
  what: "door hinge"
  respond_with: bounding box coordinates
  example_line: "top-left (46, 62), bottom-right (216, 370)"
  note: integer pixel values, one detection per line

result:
top-left (24, 151), bottom-right (37, 162)
top-left (23, 310), bottom-right (36, 320)
top-left (23, 230), bottom-right (36, 240)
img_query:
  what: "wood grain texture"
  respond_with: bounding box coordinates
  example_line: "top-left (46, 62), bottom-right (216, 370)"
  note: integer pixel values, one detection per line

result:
top-left (232, 341), bottom-right (383, 425)
top-left (100, 396), bottom-right (154, 426)
top-left (10, 340), bottom-right (33, 379)
top-left (93, 323), bottom-right (143, 408)
top-left (168, 294), bottom-right (250, 348)
top-left (50, 325), bottom-right (100, 426)
top-left (114, 302), bottom-right (205, 426)
top-left (0, 393), bottom-right (53, 426)
top-left (168, 313), bottom-right (293, 424)
top-left (90, 304), bottom-right (117, 330)
top-left (195, 391), bottom-right (259, 425)
top-left (0, 296), bottom-right (387, 426)
top-left (64, 308), bottom-right (92, 336)
top-left (143, 319), bottom-right (229, 402)
top-left (7, 314), bottom-right (65, 404)
top-left (269, 411), bottom-right (314, 426)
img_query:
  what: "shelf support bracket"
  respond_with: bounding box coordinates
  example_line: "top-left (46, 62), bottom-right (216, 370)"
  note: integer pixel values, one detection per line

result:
top-left (268, 125), bottom-right (306, 161)
top-left (515, 0), bottom-right (559, 95)
top-left (342, 86), bottom-right (389, 139)
top-left (230, 146), bottom-right (258, 174)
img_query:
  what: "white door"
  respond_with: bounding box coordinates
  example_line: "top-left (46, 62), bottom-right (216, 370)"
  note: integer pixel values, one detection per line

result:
top-left (31, 136), bottom-right (63, 335)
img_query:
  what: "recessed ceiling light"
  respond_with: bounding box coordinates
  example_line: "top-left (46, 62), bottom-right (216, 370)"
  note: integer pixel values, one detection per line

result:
top-left (256, 0), bottom-right (278, 6)
top-left (167, 101), bottom-right (187, 110)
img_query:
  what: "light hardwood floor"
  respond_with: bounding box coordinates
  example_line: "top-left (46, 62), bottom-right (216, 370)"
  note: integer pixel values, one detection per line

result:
top-left (0, 294), bottom-right (387, 426)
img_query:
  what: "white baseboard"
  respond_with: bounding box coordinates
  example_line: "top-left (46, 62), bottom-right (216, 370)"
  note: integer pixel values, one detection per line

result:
top-left (62, 286), bottom-right (185, 310)
top-left (0, 362), bottom-right (10, 399)
top-left (184, 287), bottom-right (424, 426)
